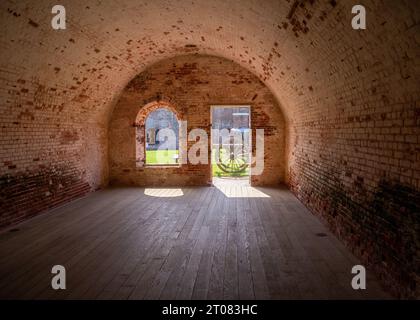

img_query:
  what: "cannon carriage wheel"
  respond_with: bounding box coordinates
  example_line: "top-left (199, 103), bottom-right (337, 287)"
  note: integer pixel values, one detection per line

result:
top-left (215, 143), bottom-right (249, 174)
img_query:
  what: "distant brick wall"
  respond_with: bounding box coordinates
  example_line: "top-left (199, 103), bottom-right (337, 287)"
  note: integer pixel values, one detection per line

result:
top-left (109, 55), bottom-right (286, 186)
top-left (283, 1), bottom-right (420, 299)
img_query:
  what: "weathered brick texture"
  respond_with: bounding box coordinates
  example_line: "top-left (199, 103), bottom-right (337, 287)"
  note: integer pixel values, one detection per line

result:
top-left (0, 65), bottom-right (107, 229)
top-left (109, 55), bottom-right (285, 186)
top-left (284, 1), bottom-right (420, 298)
top-left (0, 0), bottom-right (418, 298)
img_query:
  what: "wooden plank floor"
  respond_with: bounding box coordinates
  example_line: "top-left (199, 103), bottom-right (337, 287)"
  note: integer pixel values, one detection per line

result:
top-left (0, 185), bottom-right (390, 299)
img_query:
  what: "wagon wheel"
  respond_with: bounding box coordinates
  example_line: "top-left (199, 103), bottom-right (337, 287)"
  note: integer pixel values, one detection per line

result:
top-left (216, 148), bottom-right (249, 174)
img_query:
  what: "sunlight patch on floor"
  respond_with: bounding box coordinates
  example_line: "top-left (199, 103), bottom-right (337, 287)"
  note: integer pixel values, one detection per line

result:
top-left (144, 188), bottom-right (184, 197)
top-left (213, 184), bottom-right (270, 198)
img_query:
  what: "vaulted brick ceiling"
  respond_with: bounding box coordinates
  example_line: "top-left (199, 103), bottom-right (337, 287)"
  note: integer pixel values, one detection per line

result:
top-left (2, 0), bottom-right (416, 123)
top-left (1, 0), bottom-right (419, 298)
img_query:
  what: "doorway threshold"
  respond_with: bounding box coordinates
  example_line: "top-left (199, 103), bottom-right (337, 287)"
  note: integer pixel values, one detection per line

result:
top-left (212, 176), bottom-right (250, 187)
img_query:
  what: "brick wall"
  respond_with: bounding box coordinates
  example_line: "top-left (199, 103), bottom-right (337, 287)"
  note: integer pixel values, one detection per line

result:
top-left (109, 55), bottom-right (286, 186)
top-left (0, 0), bottom-right (418, 298)
top-left (0, 71), bottom-right (108, 229)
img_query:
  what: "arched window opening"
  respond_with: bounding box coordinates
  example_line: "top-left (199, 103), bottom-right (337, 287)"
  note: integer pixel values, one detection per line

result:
top-left (145, 108), bottom-right (179, 165)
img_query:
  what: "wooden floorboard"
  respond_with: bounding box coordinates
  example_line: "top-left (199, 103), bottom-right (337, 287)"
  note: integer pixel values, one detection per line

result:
top-left (0, 185), bottom-right (390, 299)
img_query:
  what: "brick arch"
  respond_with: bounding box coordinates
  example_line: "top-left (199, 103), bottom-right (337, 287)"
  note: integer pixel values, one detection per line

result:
top-left (134, 99), bottom-right (185, 167)
top-left (134, 99), bottom-right (183, 126)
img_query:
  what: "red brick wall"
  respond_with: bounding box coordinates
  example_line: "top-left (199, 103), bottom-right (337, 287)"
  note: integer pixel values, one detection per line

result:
top-left (109, 55), bottom-right (286, 186)
top-left (0, 0), bottom-right (418, 299)
top-left (283, 1), bottom-right (420, 299)
top-left (0, 69), bottom-right (108, 229)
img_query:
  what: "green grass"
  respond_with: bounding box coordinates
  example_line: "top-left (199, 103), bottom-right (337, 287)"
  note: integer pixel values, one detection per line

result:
top-left (146, 148), bottom-right (249, 178)
top-left (146, 149), bottom-right (179, 165)
top-left (211, 148), bottom-right (249, 177)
